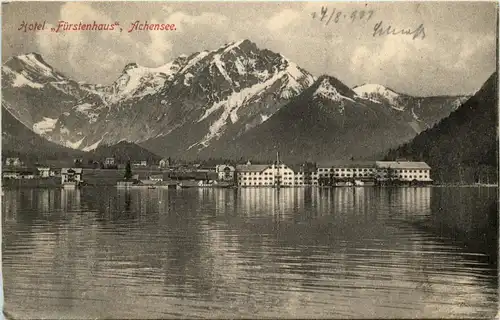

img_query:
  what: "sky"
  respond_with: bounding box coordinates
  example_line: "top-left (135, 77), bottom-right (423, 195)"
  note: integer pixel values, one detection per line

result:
top-left (1, 1), bottom-right (497, 96)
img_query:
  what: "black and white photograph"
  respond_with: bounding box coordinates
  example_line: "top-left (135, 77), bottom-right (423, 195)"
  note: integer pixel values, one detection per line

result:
top-left (1, 1), bottom-right (498, 319)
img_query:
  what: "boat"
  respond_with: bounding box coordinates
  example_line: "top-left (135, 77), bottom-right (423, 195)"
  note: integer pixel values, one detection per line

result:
top-left (354, 179), bottom-right (364, 186)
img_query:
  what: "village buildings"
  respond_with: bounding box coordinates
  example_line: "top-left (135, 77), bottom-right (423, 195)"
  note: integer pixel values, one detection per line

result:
top-left (0, 155), bottom-right (433, 188)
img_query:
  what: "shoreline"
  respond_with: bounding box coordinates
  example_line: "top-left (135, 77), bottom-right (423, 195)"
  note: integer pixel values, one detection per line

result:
top-left (1, 183), bottom-right (497, 190)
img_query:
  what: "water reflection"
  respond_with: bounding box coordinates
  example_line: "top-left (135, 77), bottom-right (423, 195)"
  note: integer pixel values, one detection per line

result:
top-left (2, 187), bottom-right (498, 319)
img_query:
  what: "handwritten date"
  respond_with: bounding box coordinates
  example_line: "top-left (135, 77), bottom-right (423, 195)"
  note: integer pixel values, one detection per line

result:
top-left (312, 6), bottom-right (374, 25)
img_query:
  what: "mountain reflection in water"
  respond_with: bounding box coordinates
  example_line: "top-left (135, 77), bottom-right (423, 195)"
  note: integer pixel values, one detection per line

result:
top-left (2, 186), bottom-right (498, 319)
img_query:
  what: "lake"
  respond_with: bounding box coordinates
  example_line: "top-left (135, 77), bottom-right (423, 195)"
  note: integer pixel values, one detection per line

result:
top-left (2, 186), bottom-right (498, 319)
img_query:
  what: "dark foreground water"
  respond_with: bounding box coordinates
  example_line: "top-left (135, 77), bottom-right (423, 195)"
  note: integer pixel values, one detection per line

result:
top-left (2, 187), bottom-right (498, 319)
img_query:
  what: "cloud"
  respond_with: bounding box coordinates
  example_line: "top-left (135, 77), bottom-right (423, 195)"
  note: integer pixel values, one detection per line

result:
top-left (36, 2), bottom-right (136, 73)
top-left (266, 9), bottom-right (300, 31)
top-left (144, 18), bottom-right (174, 64)
top-left (35, 3), bottom-right (230, 76)
top-left (452, 34), bottom-right (496, 71)
top-left (350, 28), bottom-right (495, 82)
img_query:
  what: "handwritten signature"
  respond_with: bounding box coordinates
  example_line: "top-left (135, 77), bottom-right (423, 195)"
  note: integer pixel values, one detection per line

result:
top-left (373, 21), bottom-right (426, 40)
top-left (312, 6), bottom-right (374, 25)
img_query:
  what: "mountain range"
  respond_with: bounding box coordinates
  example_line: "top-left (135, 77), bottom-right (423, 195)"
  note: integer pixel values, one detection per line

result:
top-left (2, 39), bottom-right (478, 164)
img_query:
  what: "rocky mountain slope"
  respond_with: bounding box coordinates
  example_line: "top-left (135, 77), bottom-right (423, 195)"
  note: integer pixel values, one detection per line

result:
top-left (2, 102), bottom-right (160, 163)
top-left (2, 103), bottom-right (85, 160)
top-left (200, 76), bottom-right (421, 163)
top-left (385, 72), bottom-right (498, 183)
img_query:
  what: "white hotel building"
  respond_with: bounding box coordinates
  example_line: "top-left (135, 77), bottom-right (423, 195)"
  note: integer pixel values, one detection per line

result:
top-left (313, 161), bottom-right (378, 185)
top-left (375, 161), bottom-right (432, 182)
top-left (236, 163), bottom-right (305, 187)
top-left (235, 160), bottom-right (432, 187)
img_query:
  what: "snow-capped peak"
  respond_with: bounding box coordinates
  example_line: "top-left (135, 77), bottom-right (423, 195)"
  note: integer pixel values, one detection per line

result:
top-left (8, 52), bottom-right (50, 70)
top-left (3, 52), bottom-right (65, 81)
top-left (107, 58), bottom-right (187, 102)
top-left (313, 78), bottom-right (355, 102)
top-left (224, 39), bottom-right (247, 53)
top-left (353, 83), bottom-right (400, 100)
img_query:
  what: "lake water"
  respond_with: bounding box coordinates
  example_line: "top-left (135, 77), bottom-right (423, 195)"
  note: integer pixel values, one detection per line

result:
top-left (2, 187), bottom-right (498, 319)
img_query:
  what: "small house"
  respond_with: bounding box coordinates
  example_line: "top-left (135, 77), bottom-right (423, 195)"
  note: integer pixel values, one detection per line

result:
top-left (132, 160), bottom-right (147, 167)
top-left (216, 164), bottom-right (235, 181)
top-left (159, 158), bottom-right (170, 168)
top-left (5, 157), bottom-right (22, 167)
top-left (37, 167), bottom-right (51, 178)
top-left (105, 157), bottom-right (115, 166)
top-left (61, 168), bottom-right (83, 185)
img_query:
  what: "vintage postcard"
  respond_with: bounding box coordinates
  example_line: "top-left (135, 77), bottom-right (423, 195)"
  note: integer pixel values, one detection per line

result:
top-left (1, 1), bottom-right (498, 319)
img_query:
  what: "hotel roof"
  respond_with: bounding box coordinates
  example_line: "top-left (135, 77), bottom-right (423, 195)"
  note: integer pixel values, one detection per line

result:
top-left (375, 161), bottom-right (431, 169)
top-left (317, 160), bottom-right (377, 168)
top-left (235, 164), bottom-right (270, 172)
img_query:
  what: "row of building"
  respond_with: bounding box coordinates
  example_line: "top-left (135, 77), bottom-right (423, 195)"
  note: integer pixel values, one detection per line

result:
top-left (2, 166), bottom-right (83, 182)
top-left (3, 157), bottom-right (167, 169)
top-left (217, 160), bottom-right (432, 187)
top-left (2, 158), bottom-right (432, 187)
